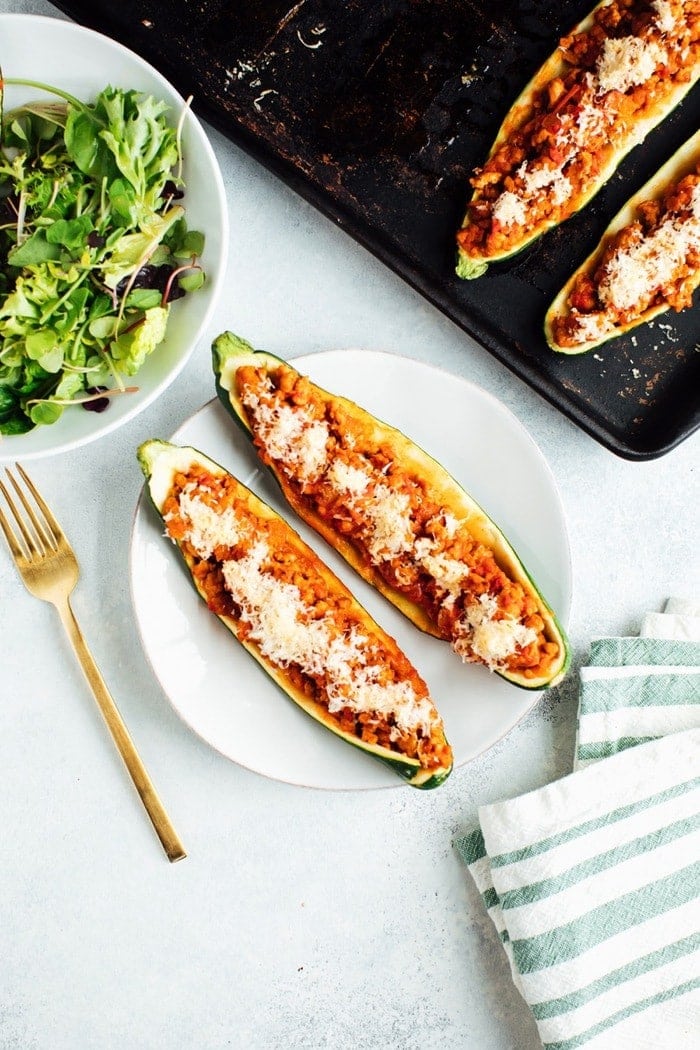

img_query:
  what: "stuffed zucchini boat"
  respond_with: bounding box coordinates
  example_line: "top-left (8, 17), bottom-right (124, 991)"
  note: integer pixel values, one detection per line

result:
top-left (137, 439), bottom-right (453, 788)
top-left (456, 0), bottom-right (700, 280)
top-left (545, 130), bottom-right (700, 353)
top-left (212, 332), bottom-right (570, 691)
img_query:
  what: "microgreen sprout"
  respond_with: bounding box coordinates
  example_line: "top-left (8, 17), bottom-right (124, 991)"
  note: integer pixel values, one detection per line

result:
top-left (0, 76), bottom-right (206, 434)
top-left (26, 384), bottom-right (139, 407)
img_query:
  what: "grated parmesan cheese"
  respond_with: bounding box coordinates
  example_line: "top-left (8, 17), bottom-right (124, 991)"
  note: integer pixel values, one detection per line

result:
top-left (297, 420), bottom-right (331, 481)
top-left (570, 311), bottom-right (616, 343)
top-left (516, 162), bottom-right (573, 206)
top-left (420, 551), bottom-right (469, 594)
top-left (652, 0), bottom-right (676, 34)
top-left (598, 183), bottom-right (700, 313)
top-left (595, 36), bottom-right (667, 96)
top-left (490, 160), bottom-right (572, 233)
top-left (454, 594), bottom-right (538, 670)
top-left (491, 190), bottom-right (528, 229)
top-left (437, 513), bottom-right (461, 538)
top-left (217, 539), bottom-right (434, 735)
top-left (243, 392), bottom-right (330, 483)
top-left (174, 485), bottom-right (242, 559)
top-left (556, 98), bottom-right (608, 154)
top-left (363, 484), bottom-right (414, 559)
top-left (326, 460), bottom-right (370, 496)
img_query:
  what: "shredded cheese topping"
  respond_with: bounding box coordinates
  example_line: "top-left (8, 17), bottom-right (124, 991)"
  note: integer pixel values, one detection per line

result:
top-left (169, 484), bottom-right (241, 559)
top-left (454, 594), bottom-right (538, 667)
top-left (175, 486), bottom-right (436, 736)
top-left (598, 183), bottom-right (700, 313)
top-left (245, 386), bottom-right (330, 484)
top-left (326, 460), bottom-right (370, 496)
top-left (460, 0), bottom-right (696, 256)
top-left (492, 191), bottom-right (528, 229)
top-left (493, 163), bottom-right (573, 227)
top-left (652, 0), bottom-right (677, 34)
top-left (561, 174), bottom-right (700, 343)
top-left (595, 36), bottom-right (667, 96)
top-left (242, 380), bottom-right (544, 673)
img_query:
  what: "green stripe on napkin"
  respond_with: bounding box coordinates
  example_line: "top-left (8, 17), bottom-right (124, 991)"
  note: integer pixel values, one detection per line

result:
top-left (578, 672), bottom-right (700, 711)
top-left (488, 776), bottom-right (699, 867)
top-left (454, 828), bottom-right (487, 865)
top-left (498, 813), bottom-right (700, 911)
top-left (531, 933), bottom-right (700, 1020)
top-left (576, 637), bottom-right (700, 769)
top-left (542, 978), bottom-right (700, 1050)
top-left (510, 861), bottom-right (700, 975)
top-left (588, 638), bottom-right (700, 667)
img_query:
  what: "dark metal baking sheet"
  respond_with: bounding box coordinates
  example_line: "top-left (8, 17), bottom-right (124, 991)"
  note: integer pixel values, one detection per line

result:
top-left (51, 0), bottom-right (700, 459)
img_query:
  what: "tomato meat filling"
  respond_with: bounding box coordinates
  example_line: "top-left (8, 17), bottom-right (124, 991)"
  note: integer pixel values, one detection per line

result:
top-left (549, 159), bottom-right (700, 348)
top-left (456, 0), bottom-right (700, 263)
top-left (235, 363), bottom-right (562, 682)
top-left (162, 463), bottom-right (452, 773)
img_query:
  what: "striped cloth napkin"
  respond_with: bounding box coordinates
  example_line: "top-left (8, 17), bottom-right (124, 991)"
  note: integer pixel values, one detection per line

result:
top-left (455, 599), bottom-right (700, 1049)
top-left (575, 598), bottom-right (700, 769)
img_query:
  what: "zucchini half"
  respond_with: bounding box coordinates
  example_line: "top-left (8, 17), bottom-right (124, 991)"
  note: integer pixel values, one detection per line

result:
top-left (545, 130), bottom-right (700, 354)
top-left (137, 438), bottom-right (453, 789)
top-left (455, 0), bottom-right (700, 280)
top-left (212, 332), bottom-right (570, 691)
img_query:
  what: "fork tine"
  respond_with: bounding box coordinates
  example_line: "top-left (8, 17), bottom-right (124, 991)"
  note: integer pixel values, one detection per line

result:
top-left (7, 464), bottom-right (59, 552)
top-left (0, 497), bottom-right (27, 561)
top-left (0, 474), bottom-right (42, 557)
top-left (15, 463), bottom-right (64, 547)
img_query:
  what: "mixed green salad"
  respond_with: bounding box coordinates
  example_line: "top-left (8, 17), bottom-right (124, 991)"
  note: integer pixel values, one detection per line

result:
top-left (0, 75), bottom-right (205, 434)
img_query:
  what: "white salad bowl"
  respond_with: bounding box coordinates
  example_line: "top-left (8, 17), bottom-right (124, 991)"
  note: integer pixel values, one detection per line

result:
top-left (0, 14), bottom-right (229, 461)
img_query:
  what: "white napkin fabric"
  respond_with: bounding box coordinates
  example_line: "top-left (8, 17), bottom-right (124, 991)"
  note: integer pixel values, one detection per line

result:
top-left (640, 611), bottom-right (700, 641)
top-left (455, 599), bottom-right (700, 1049)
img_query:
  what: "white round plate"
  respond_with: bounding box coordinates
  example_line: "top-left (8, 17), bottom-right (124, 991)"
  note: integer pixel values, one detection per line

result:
top-left (0, 14), bottom-right (228, 461)
top-left (130, 350), bottom-right (572, 790)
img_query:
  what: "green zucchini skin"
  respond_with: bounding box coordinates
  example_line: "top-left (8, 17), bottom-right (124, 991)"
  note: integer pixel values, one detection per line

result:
top-left (455, 0), bottom-right (700, 280)
top-left (212, 332), bottom-right (571, 691)
top-left (545, 130), bottom-right (700, 354)
top-left (137, 438), bottom-right (452, 789)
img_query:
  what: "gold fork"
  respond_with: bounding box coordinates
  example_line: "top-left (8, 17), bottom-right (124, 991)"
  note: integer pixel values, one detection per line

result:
top-left (0, 463), bottom-right (186, 863)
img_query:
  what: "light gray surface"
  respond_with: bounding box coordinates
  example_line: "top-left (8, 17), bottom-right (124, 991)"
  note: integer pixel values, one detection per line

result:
top-left (0, 3), bottom-right (698, 1048)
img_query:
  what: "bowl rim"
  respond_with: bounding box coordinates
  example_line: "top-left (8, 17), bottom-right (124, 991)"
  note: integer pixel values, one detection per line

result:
top-left (0, 12), bottom-right (230, 461)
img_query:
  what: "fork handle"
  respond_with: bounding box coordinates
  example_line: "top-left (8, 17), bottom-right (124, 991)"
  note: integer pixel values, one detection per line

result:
top-left (56, 596), bottom-right (186, 863)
